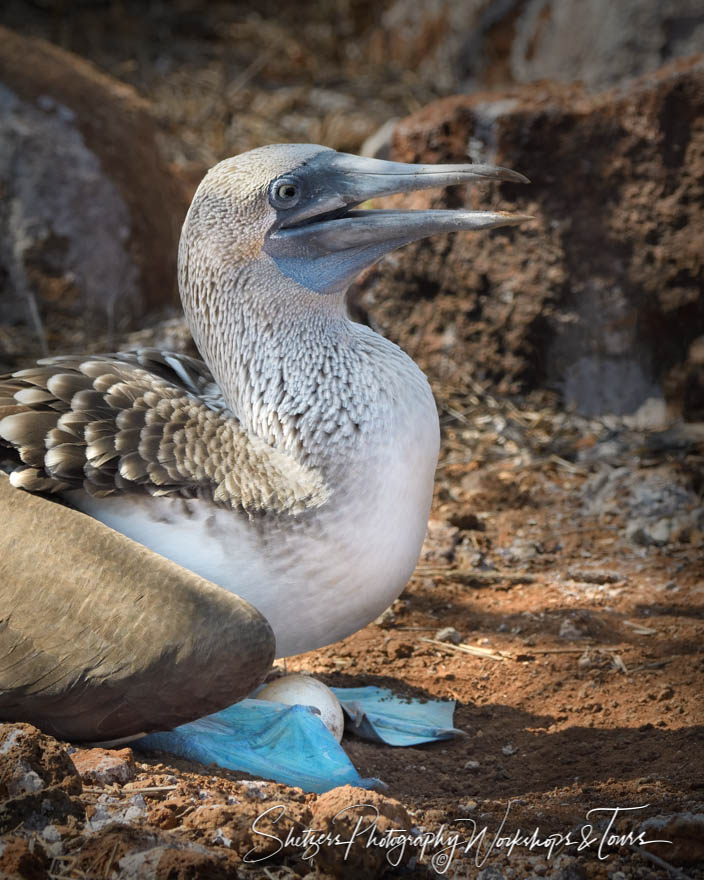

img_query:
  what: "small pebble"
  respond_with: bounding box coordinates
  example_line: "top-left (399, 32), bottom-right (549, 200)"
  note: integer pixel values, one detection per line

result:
top-left (477, 868), bottom-right (505, 880)
top-left (435, 627), bottom-right (462, 644)
top-left (459, 800), bottom-right (478, 812)
top-left (42, 826), bottom-right (60, 843)
top-left (577, 651), bottom-right (592, 670)
top-left (559, 619), bottom-right (584, 639)
top-left (374, 608), bottom-right (396, 627)
top-left (71, 747), bottom-right (136, 786)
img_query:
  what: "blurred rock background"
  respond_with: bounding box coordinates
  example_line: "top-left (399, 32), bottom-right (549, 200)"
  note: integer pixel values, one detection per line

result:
top-left (0, 0), bottom-right (703, 421)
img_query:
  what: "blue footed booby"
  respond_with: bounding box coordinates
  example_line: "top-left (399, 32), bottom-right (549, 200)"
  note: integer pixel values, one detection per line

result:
top-left (0, 144), bottom-right (528, 740)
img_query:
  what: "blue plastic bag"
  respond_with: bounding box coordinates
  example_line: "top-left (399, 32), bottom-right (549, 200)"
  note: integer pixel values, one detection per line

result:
top-left (136, 686), bottom-right (461, 794)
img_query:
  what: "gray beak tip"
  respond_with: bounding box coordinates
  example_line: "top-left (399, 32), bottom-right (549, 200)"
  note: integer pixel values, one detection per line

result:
top-left (495, 167), bottom-right (530, 185)
top-left (511, 169), bottom-right (531, 185)
top-left (502, 212), bottom-right (534, 225)
top-left (469, 164), bottom-right (530, 185)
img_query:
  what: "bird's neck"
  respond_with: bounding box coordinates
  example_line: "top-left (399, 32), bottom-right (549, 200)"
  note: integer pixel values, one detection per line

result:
top-left (180, 256), bottom-right (427, 464)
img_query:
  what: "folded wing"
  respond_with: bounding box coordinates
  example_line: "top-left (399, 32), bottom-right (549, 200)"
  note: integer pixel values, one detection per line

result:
top-left (0, 349), bottom-right (328, 515)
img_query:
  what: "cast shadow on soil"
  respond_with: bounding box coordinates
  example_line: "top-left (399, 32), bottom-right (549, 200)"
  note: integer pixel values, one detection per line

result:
top-left (327, 671), bottom-right (704, 802)
top-left (633, 601), bottom-right (704, 621)
top-left (408, 593), bottom-right (701, 654)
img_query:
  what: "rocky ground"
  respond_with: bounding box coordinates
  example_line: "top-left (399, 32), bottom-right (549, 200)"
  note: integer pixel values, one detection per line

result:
top-left (0, 2), bottom-right (703, 878)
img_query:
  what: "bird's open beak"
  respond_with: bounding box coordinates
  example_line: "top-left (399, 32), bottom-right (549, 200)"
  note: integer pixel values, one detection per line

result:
top-left (265, 150), bottom-right (531, 294)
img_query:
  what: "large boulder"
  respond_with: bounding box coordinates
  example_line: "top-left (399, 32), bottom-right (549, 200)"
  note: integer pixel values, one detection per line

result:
top-left (353, 56), bottom-right (704, 419)
top-left (374, 0), bottom-right (704, 94)
top-left (0, 27), bottom-right (187, 369)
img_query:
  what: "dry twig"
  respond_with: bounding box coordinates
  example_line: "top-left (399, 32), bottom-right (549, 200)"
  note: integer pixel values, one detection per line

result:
top-left (421, 637), bottom-right (508, 661)
top-left (623, 620), bottom-right (658, 635)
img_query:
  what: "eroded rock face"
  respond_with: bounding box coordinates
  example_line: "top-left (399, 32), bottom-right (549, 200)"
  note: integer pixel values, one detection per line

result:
top-left (0, 26), bottom-right (186, 368)
top-left (0, 723), bottom-right (84, 837)
top-left (70, 826), bottom-right (237, 880)
top-left (0, 835), bottom-right (49, 880)
top-left (375, 0), bottom-right (704, 94)
top-left (71, 747), bottom-right (137, 787)
top-left (353, 56), bottom-right (704, 418)
top-left (0, 723), bottom-right (81, 799)
top-left (502, 0), bottom-right (704, 93)
top-left (309, 786), bottom-right (413, 877)
top-left (640, 812), bottom-right (704, 866)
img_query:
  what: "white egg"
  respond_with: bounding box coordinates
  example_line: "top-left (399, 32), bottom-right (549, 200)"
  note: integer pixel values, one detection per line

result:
top-left (257, 674), bottom-right (345, 742)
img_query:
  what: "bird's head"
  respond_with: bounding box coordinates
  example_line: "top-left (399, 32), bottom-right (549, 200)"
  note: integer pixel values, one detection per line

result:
top-left (180, 143), bottom-right (530, 297)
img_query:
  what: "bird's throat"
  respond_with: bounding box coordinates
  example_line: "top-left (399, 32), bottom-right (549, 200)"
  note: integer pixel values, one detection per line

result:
top-left (181, 258), bottom-right (385, 462)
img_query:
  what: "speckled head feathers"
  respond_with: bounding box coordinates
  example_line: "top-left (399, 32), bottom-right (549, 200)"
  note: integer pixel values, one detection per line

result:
top-left (182, 144), bottom-right (333, 262)
top-left (203, 144), bottom-right (333, 195)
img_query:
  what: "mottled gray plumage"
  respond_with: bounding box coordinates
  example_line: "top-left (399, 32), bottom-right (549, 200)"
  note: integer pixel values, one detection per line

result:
top-left (0, 349), bottom-right (328, 514)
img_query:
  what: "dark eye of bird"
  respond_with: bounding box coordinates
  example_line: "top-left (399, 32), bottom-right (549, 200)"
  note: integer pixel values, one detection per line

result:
top-left (270, 178), bottom-right (301, 208)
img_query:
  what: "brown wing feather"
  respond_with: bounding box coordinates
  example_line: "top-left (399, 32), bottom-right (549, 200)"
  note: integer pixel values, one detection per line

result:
top-left (0, 350), bottom-right (328, 515)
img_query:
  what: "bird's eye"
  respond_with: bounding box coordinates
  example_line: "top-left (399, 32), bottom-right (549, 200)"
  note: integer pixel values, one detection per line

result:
top-left (270, 178), bottom-right (301, 208)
